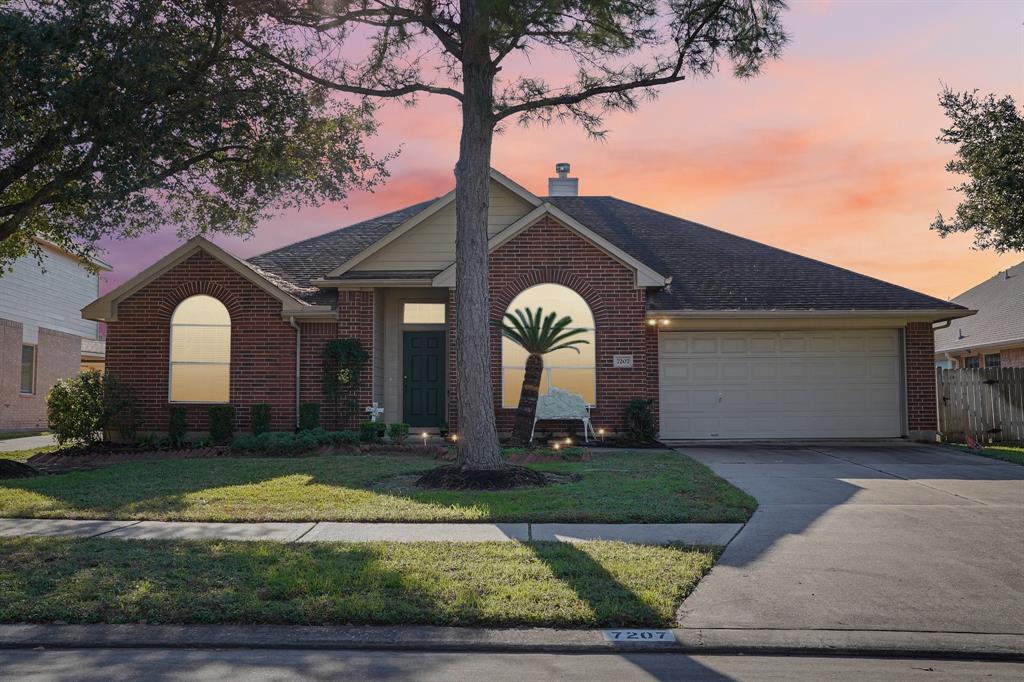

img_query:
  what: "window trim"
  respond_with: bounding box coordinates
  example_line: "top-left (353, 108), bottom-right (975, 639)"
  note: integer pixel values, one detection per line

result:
top-left (500, 284), bottom-right (597, 409)
top-left (19, 344), bottom-right (36, 395)
top-left (168, 295), bottom-right (231, 404)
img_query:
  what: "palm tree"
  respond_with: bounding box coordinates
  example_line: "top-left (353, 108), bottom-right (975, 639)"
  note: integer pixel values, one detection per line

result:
top-left (499, 307), bottom-right (590, 445)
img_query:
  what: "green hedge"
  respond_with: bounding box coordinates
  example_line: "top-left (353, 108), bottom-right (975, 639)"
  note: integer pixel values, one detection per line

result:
top-left (168, 406), bottom-right (188, 446)
top-left (231, 428), bottom-right (360, 455)
top-left (208, 405), bottom-right (235, 444)
top-left (250, 404), bottom-right (272, 435)
top-left (299, 403), bottom-right (320, 430)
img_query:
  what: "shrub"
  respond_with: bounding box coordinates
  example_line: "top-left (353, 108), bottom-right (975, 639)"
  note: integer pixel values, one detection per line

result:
top-left (208, 405), bottom-right (235, 444)
top-left (46, 371), bottom-right (106, 446)
top-left (250, 404), bottom-right (272, 435)
top-left (168, 406), bottom-right (188, 447)
top-left (387, 422), bottom-right (410, 444)
top-left (299, 402), bottom-right (320, 430)
top-left (102, 374), bottom-right (140, 442)
top-left (624, 398), bottom-right (656, 443)
top-left (231, 428), bottom-right (360, 455)
top-left (360, 420), bottom-right (385, 443)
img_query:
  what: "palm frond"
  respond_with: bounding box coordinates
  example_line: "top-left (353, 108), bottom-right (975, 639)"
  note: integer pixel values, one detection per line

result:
top-left (497, 306), bottom-right (590, 355)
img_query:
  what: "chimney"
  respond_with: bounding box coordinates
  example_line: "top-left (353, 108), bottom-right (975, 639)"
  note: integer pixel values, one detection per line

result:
top-left (547, 162), bottom-right (578, 197)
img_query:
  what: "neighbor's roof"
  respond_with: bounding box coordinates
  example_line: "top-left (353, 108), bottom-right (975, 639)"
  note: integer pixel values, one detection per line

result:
top-left (935, 260), bottom-right (1024, 354)
top-left (246, 194), bottom-right (967, 314)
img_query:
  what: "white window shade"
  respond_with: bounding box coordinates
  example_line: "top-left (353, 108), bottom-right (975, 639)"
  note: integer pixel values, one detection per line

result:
top-left (169, 295), bottom-right (230, 403)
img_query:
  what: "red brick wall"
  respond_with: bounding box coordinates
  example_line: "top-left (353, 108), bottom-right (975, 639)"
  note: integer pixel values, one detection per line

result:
top-left (105, 250), bottom-right (297, 433)
top-left (335, 289), bottom-right (375, 428)
top-left (905, 321), bottom-right (938, 437)
top-left (445, 215), bottom-right (653, 436)
top-left (1000, 347), bottom-right (1024, 368)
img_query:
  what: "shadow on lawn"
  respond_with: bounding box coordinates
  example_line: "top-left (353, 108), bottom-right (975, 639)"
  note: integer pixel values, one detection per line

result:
top-left (0, 451), bottom-right (754, 523)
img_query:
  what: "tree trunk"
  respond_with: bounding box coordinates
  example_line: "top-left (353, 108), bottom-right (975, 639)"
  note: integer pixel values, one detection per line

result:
top-left (453, 0), bottom-right (504, 470)
top-left (510, 353), bottom-right (543, 445)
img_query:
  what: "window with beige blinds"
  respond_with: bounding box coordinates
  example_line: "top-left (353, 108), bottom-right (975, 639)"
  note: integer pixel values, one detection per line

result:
top-left (169, 295), bottom-right (230, 403)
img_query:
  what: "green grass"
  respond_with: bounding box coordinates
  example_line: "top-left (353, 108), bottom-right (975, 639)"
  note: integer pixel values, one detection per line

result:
top-left (949, 444), bottom-right (1024, 466)
top-left (0, 431), bottom-right (47, 441)
top-left (0, 451), bottom-right (756, 523)
top-left (0, 537), bottom-right (716, 627)
top-left (0, 446), bottom-right (55, 463)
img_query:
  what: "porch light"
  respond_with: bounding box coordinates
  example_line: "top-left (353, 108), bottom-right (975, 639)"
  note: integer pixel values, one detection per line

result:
top-left (647, 319), bottom-right (657, 327)
top-left (660, 318), bottom-right (670, 326)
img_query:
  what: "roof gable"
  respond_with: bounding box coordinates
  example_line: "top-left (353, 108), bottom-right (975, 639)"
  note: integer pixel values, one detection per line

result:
top-left (935, 260), bottom-right (1024, 353)
top-left (83, 238), bottom-right (324, 322)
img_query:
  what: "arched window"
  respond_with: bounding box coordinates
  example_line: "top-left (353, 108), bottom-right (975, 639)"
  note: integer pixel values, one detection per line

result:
top-left (501, 283), bottom-right (596, 407)
top-left (169, 295), bottom-right (230, 403)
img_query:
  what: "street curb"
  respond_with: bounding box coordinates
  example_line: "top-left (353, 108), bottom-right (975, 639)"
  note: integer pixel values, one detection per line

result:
top-left (1, 625), bottom-right (1022, 661)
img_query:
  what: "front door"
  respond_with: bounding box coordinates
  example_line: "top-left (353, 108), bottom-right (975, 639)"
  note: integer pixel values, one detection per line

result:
top-left (403, 331), bottom-right (445, 427)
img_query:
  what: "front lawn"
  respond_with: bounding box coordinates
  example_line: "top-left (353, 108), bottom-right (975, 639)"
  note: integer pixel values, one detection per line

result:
top-left (0, 537), bottom-right (715, 627)
top-left (949, 444), bottom-right (1024, 466)
top-left (0, 451), bottom-right (756, 523)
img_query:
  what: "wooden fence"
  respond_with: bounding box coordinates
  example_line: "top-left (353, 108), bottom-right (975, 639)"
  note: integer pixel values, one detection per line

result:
top-left (936, 367), bottom-right (1024, 445)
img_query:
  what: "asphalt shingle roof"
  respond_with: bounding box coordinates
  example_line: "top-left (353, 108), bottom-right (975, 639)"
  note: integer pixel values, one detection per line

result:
top-left (934, 260), bottom-right (1024, 353)
top-left (246, 194), bottom-right (965, 313)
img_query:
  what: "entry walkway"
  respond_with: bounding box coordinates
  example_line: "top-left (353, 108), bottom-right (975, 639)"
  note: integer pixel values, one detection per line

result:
top-left (0, 518), bottom-right (741, 545)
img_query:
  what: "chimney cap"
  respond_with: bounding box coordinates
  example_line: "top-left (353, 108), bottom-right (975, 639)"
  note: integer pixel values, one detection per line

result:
top-left (555, 162), bottom-right (571, 176)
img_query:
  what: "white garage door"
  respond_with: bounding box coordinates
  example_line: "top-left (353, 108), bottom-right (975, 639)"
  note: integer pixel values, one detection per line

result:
top-left (659, 330), bottom-right (902, 439)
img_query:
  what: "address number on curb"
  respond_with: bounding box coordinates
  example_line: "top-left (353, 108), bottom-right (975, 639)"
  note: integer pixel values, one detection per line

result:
top-left (602, 629), bottom-right (676, 643)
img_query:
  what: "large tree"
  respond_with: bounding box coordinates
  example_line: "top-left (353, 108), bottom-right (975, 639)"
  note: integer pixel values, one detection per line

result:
top-left (932, 88), bottom-right (1024, 252)
top-left (252, 0), bottom-right (788, 474)
top-left (0, 0), bottom-right (387, 268)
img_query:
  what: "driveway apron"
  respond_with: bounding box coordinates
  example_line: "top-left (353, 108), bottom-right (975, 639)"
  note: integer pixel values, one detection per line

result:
top-left (677, 443), bottom-right (1024, 635)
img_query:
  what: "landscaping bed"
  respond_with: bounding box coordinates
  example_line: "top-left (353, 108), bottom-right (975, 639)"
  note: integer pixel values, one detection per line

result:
top-left (0, 537), bottom-right (716, 627)
top-left (0, 450), bottom-right (757, 523)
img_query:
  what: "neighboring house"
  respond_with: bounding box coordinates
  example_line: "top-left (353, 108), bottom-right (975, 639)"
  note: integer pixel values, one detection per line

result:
top-left (0, 239), bottom-right (111, 431)
top-left (934, 261), bottom-right (1024, 369)
top-left (84, 165), bottom-right (971, 441)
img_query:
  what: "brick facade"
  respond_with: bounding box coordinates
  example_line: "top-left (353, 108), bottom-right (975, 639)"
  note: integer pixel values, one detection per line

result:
top-left (445, 215), bottom-right (654, 435)
top-left (904, 321), bottom-right (938, 439)
top-left (105, 251), bottom-right (298, 433)
top-left (1002, 347), bottom-right (1024, 368)
top-left (333, 289), bottom-right (375, 429)
top-left (0, 319), bottom-right (80, 430)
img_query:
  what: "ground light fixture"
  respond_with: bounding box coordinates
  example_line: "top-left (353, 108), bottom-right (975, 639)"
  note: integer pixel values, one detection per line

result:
top-left (598, 428), bottom-right (605, 440)
top-left (421, 432), bottom-right (428, 446)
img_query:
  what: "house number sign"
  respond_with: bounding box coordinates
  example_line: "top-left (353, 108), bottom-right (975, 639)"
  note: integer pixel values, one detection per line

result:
top-left (602, 629), bottom-right (676, 644)
top-left (612, 354), bottom-right (634, 368)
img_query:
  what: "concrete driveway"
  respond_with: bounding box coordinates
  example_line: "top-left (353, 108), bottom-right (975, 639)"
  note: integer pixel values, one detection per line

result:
top-left (678, 442), bottom-right (1024, 636)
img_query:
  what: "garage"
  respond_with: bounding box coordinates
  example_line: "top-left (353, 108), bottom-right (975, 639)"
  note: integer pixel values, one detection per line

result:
top-left (658, 330), bottom-right (903, 440)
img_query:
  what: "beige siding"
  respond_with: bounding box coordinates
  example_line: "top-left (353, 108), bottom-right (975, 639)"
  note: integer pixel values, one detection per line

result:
top-left (356, 181), bottom-right (534, 272)
top-left (0, 243), bottom-right (100, 343)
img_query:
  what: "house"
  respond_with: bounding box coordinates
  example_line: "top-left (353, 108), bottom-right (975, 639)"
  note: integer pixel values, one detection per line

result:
top-left (935, 261), bottom-right (1024, 369)
top-left (0, 239), bottom-right (111, 431)
top-left (83, 165), bottom-right (971, 441)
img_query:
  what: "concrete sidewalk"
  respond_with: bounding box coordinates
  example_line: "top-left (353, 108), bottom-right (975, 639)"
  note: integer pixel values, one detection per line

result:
top-left (0, 434), bottom-right (54, 452)
top-left (0, 518), bottom-right (742, 545)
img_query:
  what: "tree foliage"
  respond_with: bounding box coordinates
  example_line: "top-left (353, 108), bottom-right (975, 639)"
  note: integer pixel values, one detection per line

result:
top-left (0, 0), bottom-right (389, 268)
top-left (932, 88), bottom-right (1024, 252)
top-left (246, 0), bottom-right (789, 471)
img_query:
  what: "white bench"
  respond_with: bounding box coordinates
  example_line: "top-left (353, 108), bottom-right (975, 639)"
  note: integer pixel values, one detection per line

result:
top-left (530, 387), bottom-right (596, 443)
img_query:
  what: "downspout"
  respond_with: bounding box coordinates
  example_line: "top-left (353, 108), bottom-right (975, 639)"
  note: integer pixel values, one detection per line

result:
top-left (932, 319), bottom-right (953, 330)
top-left (288, 316), bottom-right (301, 431)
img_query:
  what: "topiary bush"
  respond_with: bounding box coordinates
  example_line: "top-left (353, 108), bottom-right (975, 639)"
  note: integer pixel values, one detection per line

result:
top-left (168, 406), bottom-right (188, 447)
top-left (46, 370), bottom-right (106, 446)
top-left (360, 420), bottom-right (385, 443)
top-left (387, 422), bottom-right (410, 444)
top-left (299, 402), bottom-right (320, 430)
top-left (208, 405), bottom-right (235, 444)
top-left (624, 398), bottom-right (657, 443)
top-left (250, 404), bottom-right (271, 435)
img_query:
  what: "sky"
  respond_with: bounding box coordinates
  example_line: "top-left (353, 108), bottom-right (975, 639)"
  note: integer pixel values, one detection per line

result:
top-left (98, 0), bottom-right (1024, 301)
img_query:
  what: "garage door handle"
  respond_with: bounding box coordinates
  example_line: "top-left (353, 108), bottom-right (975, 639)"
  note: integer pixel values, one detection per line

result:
top-left (718, 393), bottom-right (723, 403)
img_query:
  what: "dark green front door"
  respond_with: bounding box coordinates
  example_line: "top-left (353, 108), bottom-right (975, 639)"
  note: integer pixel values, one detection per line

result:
top-left (403, 331), bottom-right (445, 427)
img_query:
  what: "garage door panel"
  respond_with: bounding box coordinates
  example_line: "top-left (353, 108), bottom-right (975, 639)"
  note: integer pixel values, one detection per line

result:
top-left (659, 330), bottom-right (902, 439)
